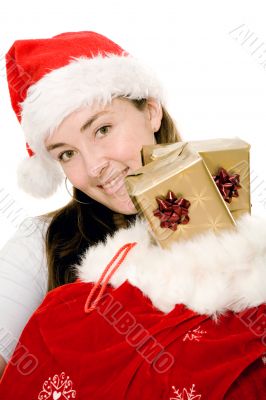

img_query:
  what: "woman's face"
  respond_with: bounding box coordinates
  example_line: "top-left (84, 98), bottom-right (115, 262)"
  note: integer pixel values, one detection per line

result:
top-left (45, 97), bottom-right (162, 214)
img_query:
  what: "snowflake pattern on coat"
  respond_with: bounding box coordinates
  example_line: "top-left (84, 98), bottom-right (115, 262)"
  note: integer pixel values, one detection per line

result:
top-left (38, 372), bottom-right (76, 399)
top-left (170, 384), bottom-right (202, 400)
top-left (183, 325), bottom-right (207, 342)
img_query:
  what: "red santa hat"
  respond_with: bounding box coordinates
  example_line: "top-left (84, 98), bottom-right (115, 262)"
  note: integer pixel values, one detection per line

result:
top-left (5, 31), bottom-right (164, 198)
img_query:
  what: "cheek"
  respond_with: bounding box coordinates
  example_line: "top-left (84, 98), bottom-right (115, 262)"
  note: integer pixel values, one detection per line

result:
top-left (112, 139), bottom-right (142, 168)
top-left (118, 131), bottom-right (153, 167)
top-left (63, 163), bottom-right (88, 188)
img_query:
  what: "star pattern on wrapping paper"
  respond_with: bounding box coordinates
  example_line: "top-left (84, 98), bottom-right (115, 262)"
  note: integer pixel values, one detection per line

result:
top-left (188, 188), bottom-right (213, 210)
top-left (177, 168), bottom-right (233, 232)
top-left (170, 384), bottom-right (202, 400)
top-left (38, 372), bottom-right (76, 399)
top-left (199, 214), bottom-right (233, 232)
top-left (177, 169), bottom-right (215, 210)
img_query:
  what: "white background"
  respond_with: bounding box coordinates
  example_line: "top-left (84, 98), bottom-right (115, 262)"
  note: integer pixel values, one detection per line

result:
top-left (0, 0), bottom-right (266, 247)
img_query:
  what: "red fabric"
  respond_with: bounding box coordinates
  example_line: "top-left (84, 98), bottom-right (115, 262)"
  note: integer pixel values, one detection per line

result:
top-left (5, 31), bottom-right (127, 123)
top-left (0, 281), bottom-right (265, 399)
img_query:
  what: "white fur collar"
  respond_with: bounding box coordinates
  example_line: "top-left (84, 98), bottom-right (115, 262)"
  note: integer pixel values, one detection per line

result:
top-left (76, 214), bottom-right (266, 316)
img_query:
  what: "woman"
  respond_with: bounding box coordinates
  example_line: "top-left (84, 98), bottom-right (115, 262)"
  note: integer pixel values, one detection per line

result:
top-left (0, 31), bottom-right (180, 374)
top-left (0, 31), bottom-right (265, 399)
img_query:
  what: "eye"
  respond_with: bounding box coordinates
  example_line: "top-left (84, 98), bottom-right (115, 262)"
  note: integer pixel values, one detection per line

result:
top-left (95, 125), bottom-right (111, 138)
top-left (58, 150), bottom-right (76, 162)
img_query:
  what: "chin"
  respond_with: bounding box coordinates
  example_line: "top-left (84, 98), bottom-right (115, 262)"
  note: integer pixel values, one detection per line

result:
top-left (122, 209), bottom-right (139, 216)
top-left (112, 199), bottom-right (138, 215)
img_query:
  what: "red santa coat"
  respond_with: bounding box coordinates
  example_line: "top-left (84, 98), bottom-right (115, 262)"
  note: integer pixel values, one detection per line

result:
top-left (0, 213), bottom-right (265, 399)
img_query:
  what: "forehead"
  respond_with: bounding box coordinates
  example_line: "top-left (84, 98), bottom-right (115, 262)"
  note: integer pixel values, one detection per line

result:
top-left (45, 97), bottom-right (132, 146)
top-left (75, 97), bottom-right (132, 118)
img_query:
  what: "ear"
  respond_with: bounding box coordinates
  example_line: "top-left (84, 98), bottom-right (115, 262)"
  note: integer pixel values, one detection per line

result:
top-left (146, 98), bottom-right (163, 132)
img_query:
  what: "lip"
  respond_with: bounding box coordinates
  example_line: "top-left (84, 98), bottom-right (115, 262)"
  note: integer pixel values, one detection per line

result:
top-left (97, 167), bottom-right (129, 195)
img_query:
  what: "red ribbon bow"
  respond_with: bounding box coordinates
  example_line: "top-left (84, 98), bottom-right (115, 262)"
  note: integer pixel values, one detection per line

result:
top-left (153, 190), bottom-right (191, 231)
top-left (213, 167), bottom-right (241, 203)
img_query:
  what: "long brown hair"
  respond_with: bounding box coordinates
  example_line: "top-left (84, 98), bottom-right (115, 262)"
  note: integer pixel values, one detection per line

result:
top-left (42, 99), bottom-right (182, 290)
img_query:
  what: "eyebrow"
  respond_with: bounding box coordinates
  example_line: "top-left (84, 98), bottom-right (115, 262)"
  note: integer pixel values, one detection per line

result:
top-left (46, 142), bottom-right (68, 152)
top-left (46, 110), bottom-right (111, 152)
top-left (80, 110), bottom-right (111, 132)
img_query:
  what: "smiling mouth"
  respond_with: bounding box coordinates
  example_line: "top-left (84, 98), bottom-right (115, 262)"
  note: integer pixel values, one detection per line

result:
top-left (97, 167), bottom-right (129, 194)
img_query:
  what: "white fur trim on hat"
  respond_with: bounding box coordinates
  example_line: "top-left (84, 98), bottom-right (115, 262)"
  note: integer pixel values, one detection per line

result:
top-left (18, 54), bottom-right (165, 198)
top-left (20, 54), bottom-right (164, 151)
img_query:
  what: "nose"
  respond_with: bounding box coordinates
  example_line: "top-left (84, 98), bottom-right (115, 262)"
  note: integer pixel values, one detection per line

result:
top-left (79, 142), bottom-right (109, 179)
top-left (82, 149), bottom-right (109, 178)
top-left (89, 161), bottom-right (109, 178)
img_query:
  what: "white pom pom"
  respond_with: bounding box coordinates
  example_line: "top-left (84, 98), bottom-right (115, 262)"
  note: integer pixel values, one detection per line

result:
top-left (17, 155), bottom-right (64, 198)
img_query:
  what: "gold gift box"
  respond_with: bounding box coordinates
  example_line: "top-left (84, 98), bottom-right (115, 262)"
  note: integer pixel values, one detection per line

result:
top-left (141, 138), bottom-right (251, 220)
top-left (125, 143), bottom-right (236, 249)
